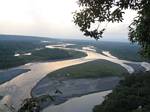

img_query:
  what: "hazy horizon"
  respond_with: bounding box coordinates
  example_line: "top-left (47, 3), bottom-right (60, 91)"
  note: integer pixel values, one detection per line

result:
top-left (0, 0), bottom-right (137, 42)
top-left (0, 33), bottom-right (133, 43)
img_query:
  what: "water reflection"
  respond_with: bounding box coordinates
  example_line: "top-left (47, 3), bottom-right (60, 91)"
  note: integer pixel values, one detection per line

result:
top-left (43, 90), bottom-right (111, 112)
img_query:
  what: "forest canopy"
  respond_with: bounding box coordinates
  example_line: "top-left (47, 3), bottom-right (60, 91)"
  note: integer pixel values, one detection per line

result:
top-left (93, 72), bottom-right (150, 112)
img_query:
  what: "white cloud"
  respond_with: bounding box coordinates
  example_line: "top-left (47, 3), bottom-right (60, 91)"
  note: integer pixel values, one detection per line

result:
top-left (0, 0), bottom-right (137, 41)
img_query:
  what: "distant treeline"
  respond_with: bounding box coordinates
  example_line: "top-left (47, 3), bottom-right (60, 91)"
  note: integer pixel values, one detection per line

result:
top-left (0, 40), bottom-right (43, 69)
top-left (0, 40), bottom-right (86, 69)
top-left (67, 40), bottom-right (147, 62)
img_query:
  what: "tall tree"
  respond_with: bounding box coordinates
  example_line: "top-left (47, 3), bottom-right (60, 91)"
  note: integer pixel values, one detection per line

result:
top-left (73, 0), bottom-right (150, 58)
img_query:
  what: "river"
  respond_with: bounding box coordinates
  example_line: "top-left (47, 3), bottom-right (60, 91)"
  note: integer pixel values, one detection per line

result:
top-left (0, 44), bottom-right (149, 111)
top-left (43, 90), bottom-right (111, 112)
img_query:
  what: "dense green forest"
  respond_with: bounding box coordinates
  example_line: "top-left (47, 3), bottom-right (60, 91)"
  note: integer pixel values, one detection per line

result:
top-left (0, 35), bottom-right (147, 69)
top-left (1, 35), bottom-right (150, 112)
top-left (93, 72), bottom-right (150, 112)
top-left (0, 40), bottom-right (43, 69)
top-left (0, 39), bottom-right (86, 69)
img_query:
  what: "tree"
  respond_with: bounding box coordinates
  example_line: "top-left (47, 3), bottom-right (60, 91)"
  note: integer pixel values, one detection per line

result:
top-left (73, 0), bottom-right (150, 58)
top-left (93, 72), bottom-right (150, 112)
top-left (18, 98), bottom-right (40, 112)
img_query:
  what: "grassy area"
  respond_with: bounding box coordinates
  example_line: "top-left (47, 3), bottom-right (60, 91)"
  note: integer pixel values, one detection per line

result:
top-left (93, 72), bottom-right (150, 112)
top-left (48, 60), bottom-right (127, 78)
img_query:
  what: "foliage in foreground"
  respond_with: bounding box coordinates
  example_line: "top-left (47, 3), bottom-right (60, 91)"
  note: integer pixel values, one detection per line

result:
top-left (74, 0), bottom-right (150, 58)
top-left (93, 71), bottom-right (150, 112)
top-left (18, 95), bottom-right (55, 112)
top-left (18, 98), bottom-right (40, 112)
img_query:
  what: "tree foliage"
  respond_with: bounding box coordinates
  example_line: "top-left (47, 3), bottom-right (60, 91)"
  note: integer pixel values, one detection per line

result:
top-left (18, 98), bottom-right (40, 112)
top-left (73, 0), bottom-right (150, 58)
top-left (93, 72), bottom-right (150, 112)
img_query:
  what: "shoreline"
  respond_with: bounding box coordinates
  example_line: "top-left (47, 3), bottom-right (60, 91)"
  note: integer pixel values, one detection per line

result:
top-left (0, 69), bottom-right (30, 85)
top-left (0, 44), bottom-right (149, 111)
top-left (31, 76), bottom-right (122, 110)
top-left (42, 90), bottom-right (112, 112)
top-left (0, 48), bottom-right (99, 110)
top-left (39, 89), bottom-right (113, 111)
top-left (0, 50), bottom-right (87, 71)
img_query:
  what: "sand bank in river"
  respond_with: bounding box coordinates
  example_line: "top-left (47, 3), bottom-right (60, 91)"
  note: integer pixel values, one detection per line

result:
top-left (43, 90), bottom-right (112, 112)
top-left (0, 44), bottom-right (149, 111)
top-left (32, 77), bottom-right (120, 110)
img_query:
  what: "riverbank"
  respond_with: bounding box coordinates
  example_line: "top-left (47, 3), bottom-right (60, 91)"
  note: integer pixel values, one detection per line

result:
top-left (43, 90), bottom-right (112, 112)
top-left (0, 44), bottom-right (149, 111)
top-left (0, 48), bottom-right (99, 110)
top-left (32, 76), bottom-right (121, 109)
top-left (93, 72), bottom-right (150, 112)
top-left (0, 68), bottom-right (30, 85)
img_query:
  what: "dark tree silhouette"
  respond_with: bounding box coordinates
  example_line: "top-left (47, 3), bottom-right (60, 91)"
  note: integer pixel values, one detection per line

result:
top-left (93, 72), bottom-right (150, 112)
top-left (73, 0), bottom-right (150, 58)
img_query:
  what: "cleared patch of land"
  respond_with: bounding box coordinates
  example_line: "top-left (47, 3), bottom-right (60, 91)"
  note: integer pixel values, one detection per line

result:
top-left (47, 59), bottom-right (127, 78)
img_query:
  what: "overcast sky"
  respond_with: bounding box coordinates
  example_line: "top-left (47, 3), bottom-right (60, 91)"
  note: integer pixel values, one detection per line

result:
top-left (0, 0), bottom-right (137, 42)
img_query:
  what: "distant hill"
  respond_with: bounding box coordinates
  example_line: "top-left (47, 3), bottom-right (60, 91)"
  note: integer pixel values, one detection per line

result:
top-left (0, 34), bottom-right (56, 42)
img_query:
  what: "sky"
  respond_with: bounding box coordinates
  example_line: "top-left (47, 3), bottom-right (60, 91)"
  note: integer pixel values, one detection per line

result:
top-left (0, 0), bottom-right (137, 42)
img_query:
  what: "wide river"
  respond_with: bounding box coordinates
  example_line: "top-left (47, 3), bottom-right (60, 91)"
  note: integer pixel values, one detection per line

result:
top-left (43, 90), bottom-right (112, 112)
top-left (0, 43), bottom-right (150, 112)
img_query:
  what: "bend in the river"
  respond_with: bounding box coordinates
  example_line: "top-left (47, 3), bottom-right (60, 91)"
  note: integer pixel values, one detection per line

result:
top-left (0, 44), bottom-right (150, 111)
